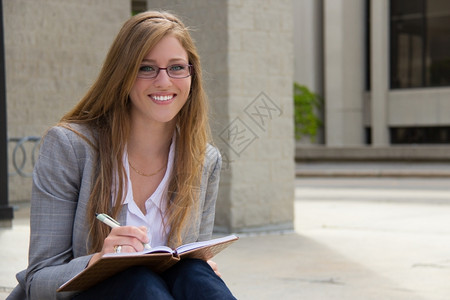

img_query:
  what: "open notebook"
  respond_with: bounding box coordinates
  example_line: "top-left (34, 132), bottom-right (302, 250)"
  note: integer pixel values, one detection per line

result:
top-left (58, 234), bottom-right (238, 292)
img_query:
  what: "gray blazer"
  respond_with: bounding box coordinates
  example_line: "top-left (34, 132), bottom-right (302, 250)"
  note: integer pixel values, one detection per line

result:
top-left (9, 124), bottom-right (222, 300)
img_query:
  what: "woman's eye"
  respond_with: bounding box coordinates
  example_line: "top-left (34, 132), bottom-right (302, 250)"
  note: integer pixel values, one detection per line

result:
top-left (169, 65), bottom-right (185, 72)
top-left (139, 65), bottom-right (156, 72)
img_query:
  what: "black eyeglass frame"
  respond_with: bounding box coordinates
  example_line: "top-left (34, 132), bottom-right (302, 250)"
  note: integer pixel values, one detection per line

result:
top-left (136, 64), bottom-right (194, 79)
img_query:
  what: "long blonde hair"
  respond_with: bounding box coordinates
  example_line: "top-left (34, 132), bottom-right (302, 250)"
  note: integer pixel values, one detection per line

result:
top-left (60, 11), bottom-right (210, 251)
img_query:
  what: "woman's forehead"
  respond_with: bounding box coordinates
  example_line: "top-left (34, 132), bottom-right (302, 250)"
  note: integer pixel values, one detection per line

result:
top-left (142, 35), bottom-right (189, 63)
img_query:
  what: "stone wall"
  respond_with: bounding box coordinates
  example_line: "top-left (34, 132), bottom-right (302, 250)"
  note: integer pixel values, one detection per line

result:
top-left (4, 0), bottom-right (130, 202)
top-left (148, 0), bottom-right (295, 233)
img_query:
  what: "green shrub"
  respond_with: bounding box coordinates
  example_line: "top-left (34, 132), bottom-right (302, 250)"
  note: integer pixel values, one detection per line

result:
top-left (293, 83), bottom-right (323, 142)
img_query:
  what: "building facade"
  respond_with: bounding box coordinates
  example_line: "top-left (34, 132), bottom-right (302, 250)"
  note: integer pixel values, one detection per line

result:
top-left (294, 0), bottom-right (450, 150)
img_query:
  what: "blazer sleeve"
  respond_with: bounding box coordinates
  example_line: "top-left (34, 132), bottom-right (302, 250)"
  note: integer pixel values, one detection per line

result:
top-left (196, 145), bottom-right (222, 242)
top-left (25, 127), bottom-right (94, 300)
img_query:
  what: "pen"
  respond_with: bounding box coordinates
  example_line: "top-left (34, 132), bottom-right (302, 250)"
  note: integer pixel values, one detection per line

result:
top-left (96, 213), bottom-right (151, 250)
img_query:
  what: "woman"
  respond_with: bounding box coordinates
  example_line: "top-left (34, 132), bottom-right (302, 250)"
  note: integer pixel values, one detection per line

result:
top-left (9, 11), bottom-right (235, 300)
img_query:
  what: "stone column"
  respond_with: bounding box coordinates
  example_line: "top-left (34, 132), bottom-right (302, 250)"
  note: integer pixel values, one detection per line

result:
top-left (293, 0), bottom-right (323, 96)
top-left (370, 0), bottom-right (389, 146)
top-left (148, 0), bottom-right (295, 233)
top-left (324, 0), bottom-right (366, 146)
top-left (293, 0), bottom-right (324, 144)
top-left (3, 0), bottom-right (131, 202)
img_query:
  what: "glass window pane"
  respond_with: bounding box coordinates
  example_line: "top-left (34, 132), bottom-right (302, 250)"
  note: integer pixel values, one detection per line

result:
top-left (390, 0), bottom-right (450, 88)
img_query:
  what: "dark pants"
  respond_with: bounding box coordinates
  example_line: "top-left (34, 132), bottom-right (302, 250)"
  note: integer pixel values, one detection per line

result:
top-left (73, 259), bottom-right (237, 300)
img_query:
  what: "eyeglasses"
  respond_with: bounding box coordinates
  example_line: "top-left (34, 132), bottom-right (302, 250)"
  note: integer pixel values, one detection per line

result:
top-left (137, 64), bottom-right (193, 79)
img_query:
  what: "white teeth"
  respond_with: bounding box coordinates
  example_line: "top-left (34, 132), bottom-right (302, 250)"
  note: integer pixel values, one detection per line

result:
top-left (152, 95), bottom-right (174, 101)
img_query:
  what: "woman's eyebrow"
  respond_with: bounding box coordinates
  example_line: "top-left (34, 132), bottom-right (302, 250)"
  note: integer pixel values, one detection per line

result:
top-left (141, 58), bottom-right (188, 64)
top-left (141, 58), bottom-right (157, 64)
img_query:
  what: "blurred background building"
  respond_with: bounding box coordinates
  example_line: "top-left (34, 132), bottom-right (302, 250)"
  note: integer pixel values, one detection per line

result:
top-left (294, 0), bottom-right (450, 161)
top-left (1, 0), bottom-right (449, 229)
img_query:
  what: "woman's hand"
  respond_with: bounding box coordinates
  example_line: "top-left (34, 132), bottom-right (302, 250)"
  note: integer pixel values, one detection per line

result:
top-left (88, 226), bottom-right (149, 267)
top-left (207, 260), bottom-right (222, 278)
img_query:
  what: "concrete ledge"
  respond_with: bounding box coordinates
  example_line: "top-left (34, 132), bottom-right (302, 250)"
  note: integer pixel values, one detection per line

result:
top-left (214, 222), bottom-right (294, 235)
top-left (296, 169), bottom-right (450, 178)
top-left (296, 161), bottom-right (450, 178)
top-left (296, 144), bottom-right (450, 162)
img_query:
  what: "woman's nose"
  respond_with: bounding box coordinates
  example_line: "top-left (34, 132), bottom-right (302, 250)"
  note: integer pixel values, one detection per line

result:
top-left (153, 69), bottom-right (172, 88)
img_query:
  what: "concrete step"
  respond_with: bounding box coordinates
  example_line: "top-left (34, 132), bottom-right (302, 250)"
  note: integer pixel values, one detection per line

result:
top-left (296, 162), bottom-right (450, 177)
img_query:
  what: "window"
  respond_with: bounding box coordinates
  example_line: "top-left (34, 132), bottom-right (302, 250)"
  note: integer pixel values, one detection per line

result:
top-left (390, 0), bottom-right (450, 88)
top-left (390, 126), bottom-right (450, 143)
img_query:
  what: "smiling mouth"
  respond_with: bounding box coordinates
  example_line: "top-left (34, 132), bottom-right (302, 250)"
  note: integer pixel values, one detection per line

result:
top-left (150, 94), bottom-right (175, 102)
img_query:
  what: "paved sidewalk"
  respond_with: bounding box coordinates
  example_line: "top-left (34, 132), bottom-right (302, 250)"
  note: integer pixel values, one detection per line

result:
top-left (1, 177), bottom-right (450, 299)
top-left (296, 161), bottom-right (450, 177)
top-left (217, 178), bottom-right (450, 299)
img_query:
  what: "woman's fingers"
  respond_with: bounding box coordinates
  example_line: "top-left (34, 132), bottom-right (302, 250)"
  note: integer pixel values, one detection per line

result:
top-left (112, 226), bottom-right (149, 244)
top-left (90, 226), bottom-right (150, 267)
top-left (112, 244), bottom-right (138, 253)
top-left (207, 260), bottom-right (222, 277)
top-left (104, 226), bottom-right (149, 253)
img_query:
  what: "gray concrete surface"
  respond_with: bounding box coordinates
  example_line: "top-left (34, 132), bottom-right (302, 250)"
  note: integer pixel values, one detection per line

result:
top-left (1, 176), bottom-right (450, 299)
top-left (296, 161), bottom-right (450, 177)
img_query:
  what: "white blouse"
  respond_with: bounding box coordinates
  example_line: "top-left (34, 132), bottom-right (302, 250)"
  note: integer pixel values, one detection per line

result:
top-left (121, 135), bottom-right (175, 247)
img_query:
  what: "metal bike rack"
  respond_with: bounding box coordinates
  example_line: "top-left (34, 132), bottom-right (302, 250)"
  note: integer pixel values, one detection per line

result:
top-left (8, 136), bottom-right (41, 178)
